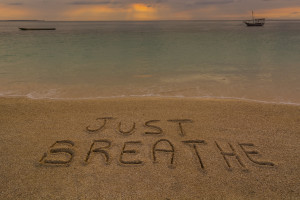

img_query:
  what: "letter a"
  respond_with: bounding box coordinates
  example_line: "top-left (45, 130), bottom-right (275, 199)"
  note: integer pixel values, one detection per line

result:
top-left (153, 139), bottom-right (175, 165)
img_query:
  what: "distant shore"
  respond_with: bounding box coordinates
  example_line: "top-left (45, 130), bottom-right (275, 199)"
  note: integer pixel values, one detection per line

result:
top-left (0, 97), bottom-right (299, 199)
top-left (1, 20), bottom-right (45, 22)
top-left (1, 19), bottom-right (300, 22)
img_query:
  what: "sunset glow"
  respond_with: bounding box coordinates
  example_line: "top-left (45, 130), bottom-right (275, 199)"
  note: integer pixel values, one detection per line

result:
top-left (0, 4), bottom-right (34, 20)
top-left (0, 0), bottom-right (299, 20)
top-left (258, 7), bottom-right (300, 19)
top-left (64, 5), bottom-right (128, 21)
top-left (130, 4), bottom-right (158, 20)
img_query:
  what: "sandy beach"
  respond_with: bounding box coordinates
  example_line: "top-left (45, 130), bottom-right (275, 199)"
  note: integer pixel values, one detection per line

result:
top-left (0, 97), bottom-right (299, 199)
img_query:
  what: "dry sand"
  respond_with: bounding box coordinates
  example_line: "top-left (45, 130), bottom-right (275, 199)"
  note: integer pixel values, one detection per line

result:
top-left (0, 97), bottom-right (299, 199)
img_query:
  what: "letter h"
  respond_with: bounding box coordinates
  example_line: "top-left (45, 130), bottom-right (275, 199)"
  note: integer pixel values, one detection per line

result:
top-left (215, 141), bottom-right (246, 169)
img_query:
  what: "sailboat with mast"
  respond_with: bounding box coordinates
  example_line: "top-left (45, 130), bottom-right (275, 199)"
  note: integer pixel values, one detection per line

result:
top-left (244, 11), bottom-right (265, 26)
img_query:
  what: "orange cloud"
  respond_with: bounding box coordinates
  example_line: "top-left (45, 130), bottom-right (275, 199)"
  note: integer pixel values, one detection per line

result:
top-left (64, 3), bottom-right (159, 21)
top-left (132, 4), bottom-right (155, 12)
top-left (63, 5), bottom-right (128, 20)
top-left (256, 7), bottom-right (300, 19)
top-left (67, 6), bottom-right (116, 15)
top-left (129, 4), bottom-right (158, 20)
top-left (68, 6), bottom-right (120, 15)
top-left (4, 2), bottom-right (299, 21)
top-left (0, 4), bottom-right (34, 20)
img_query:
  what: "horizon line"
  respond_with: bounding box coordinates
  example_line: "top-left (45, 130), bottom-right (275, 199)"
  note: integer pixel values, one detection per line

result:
top-left (2, 19), bottom-right (300, 22)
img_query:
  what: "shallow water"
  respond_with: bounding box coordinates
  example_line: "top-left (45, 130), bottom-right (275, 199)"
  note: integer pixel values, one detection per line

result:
top-left (0, 20), bottom-right (300, 104)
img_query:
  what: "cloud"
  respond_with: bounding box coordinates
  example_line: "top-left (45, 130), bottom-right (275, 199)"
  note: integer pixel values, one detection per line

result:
top-left (63, 3), bottom-right (159, 20)
top-left (291, 11), bottom-right (300, 15)
top-left (194, 0), bottom-right (235, 5)
top-left (69, 1), bottom-right (118, 5)
top-left (0, 3), bottom-right (36, 20)
top-left (7, 2), bottom-right (23, 6)
top-left (1, 0), bottom-right (300, 20)
top-left (68, 0), bottom-right (236, 10)
top-left (259, 7), bottom-right (300, 19)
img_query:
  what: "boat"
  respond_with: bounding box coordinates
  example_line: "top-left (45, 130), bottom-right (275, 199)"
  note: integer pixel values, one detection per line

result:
top-left (19, 28), bottom-right (56, 30)
top-left (244, 11), bottom-right (265, 26)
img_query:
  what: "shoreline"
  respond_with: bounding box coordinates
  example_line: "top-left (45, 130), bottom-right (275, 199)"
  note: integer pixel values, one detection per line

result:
top-left (1, 95), bottom-right (300, 106)
top-left (1, 96), bottom-right (299, 199)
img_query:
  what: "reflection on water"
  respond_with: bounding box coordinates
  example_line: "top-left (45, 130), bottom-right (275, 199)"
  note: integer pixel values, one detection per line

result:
top-left (0, 20), bottom-right (300, 104)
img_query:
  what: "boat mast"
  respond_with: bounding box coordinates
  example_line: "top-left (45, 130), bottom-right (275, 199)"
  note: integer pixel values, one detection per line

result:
top-left (252, 10), bottom-right (254, 23)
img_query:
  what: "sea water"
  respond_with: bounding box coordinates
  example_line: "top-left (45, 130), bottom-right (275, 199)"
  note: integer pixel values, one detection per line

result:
top-left (0, 20), bottom-right (300, 104)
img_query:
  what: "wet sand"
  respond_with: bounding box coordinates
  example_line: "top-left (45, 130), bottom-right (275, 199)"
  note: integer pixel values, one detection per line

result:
top-left (0, 97), bottom-right (299, 199)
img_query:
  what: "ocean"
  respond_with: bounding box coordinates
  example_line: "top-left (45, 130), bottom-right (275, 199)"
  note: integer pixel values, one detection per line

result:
top-left (0, 20), bottom-right (300, 104)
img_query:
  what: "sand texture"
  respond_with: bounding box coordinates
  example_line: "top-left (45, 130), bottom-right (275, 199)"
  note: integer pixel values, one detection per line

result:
top-left (0, 97), bottom-right (299, 199)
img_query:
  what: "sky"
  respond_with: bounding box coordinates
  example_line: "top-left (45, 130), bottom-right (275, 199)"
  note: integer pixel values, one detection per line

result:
top-left (0, 0), bottom-right (300, 21)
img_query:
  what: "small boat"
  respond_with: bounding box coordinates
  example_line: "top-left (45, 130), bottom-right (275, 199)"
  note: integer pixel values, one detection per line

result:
top-left (19, 28), bottom-right (56, 31)
top-left (244, 11), bottom-right (265, 26)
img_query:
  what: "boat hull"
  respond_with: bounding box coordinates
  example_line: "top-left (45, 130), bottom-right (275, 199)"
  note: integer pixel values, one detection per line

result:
top-left (244, 21), bottom-right (265, 26)
top-left (19, 28), bottom-right (56, 30)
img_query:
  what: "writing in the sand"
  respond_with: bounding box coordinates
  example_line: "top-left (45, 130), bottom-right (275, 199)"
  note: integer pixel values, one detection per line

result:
top-left (39, 117), bottom-right (275, 171)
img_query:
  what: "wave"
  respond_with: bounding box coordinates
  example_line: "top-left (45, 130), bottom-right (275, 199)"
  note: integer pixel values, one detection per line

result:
top-left (1, 92), bottom-right (299, 106)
